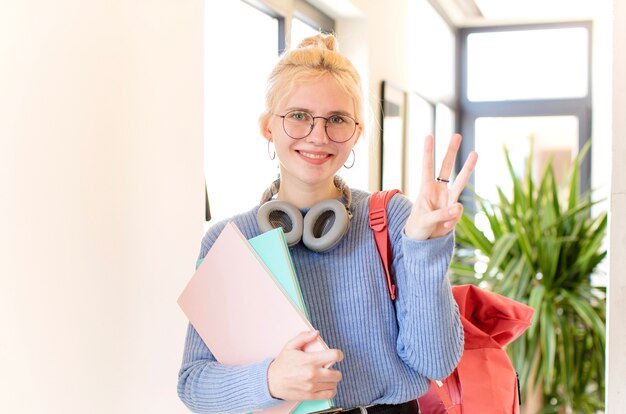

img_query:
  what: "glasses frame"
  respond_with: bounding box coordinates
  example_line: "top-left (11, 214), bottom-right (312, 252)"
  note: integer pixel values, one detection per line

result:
top-left (275, 110), bottom-right (360, 143)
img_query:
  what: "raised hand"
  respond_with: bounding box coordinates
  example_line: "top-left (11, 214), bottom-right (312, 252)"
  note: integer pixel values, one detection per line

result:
top-left (404, 134), bottom-right (478, 241)
top-left (267, 331), bottom-right (344, 401)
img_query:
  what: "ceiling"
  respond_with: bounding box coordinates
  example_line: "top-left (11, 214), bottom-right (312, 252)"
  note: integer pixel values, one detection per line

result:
top-left (434, 0), bottom-right (605, 26)
top-left (307, 0), bottom-right (606, 26)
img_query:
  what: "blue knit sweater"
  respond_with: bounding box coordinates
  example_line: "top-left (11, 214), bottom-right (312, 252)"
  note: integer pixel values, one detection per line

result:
top-left (177, 188), bottom-right (464, 413)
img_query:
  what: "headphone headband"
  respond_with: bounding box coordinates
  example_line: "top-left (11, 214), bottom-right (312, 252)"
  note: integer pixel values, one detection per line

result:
top-left (257, 176), bottom-right (352, 252)
top-left (259, 176), bottom-right (352, 212)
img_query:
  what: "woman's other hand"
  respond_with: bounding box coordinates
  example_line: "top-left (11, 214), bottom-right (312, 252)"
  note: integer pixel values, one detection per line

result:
top-left (267, 330), bottom-right (343, 401)
top-left (404, 134), bottom-right (478, 240)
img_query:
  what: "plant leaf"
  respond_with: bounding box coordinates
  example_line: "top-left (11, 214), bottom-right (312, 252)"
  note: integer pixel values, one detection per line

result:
top-left (485, 233), bottom-right (517, 275)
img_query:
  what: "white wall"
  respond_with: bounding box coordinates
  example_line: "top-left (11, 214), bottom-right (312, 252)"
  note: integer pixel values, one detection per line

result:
top-left (339, 0), bottom-right (411, 190)
top-left (607, 0), bottom-right (626, 411)
top-left (333, 18), bottom-right (372, 191)
top-left (0, 1), bottom-right (204, 412)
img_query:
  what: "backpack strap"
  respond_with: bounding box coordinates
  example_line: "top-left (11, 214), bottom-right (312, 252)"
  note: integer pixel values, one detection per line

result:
top-left (370, 190), bottom-right (462, 413)
top-left (369, 190), bottom-right (401, 300)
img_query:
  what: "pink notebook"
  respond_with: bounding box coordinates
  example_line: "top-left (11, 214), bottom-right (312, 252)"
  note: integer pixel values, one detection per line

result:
top-left (177, 222), bottom-right (329, 414)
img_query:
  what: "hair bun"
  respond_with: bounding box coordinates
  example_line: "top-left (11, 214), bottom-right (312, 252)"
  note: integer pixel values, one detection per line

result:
top-left (297, 33), bottom-right (338, 52)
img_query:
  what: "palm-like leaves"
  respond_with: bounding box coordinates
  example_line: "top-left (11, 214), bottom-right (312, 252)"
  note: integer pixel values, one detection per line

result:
top-left (451, 142), bottom-right (606, 413)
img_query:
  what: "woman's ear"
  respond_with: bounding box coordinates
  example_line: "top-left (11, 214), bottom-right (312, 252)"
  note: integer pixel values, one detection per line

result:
top-left (353, 123), bottom-right (363, 145)
top-left (259, 114), bottom-right (273, 141)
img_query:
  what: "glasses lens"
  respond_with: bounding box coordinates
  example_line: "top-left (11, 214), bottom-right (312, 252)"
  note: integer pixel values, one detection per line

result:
top-left (282, 111), bottom-right (313, 139)
top-left (325, 114), bottom-right (356, 143)
top-left (281, 111), bottom-right (357, 142)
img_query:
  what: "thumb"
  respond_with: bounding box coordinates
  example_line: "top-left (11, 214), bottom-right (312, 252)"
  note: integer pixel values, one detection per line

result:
top-left (283, 330), bottom-right (320, 351)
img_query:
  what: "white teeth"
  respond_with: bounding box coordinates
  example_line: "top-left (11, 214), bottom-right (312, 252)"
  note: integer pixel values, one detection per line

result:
top-left (300, 151), bottom-right (327, 159)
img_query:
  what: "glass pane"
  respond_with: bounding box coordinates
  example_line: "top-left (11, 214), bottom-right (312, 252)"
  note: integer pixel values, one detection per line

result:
top-left (291, 18), bottom-right (320, 47)
top-left (467, 27), bottom-right (589, 101)
top-left (404, 94), bottom-right (434, 199)
top-left (205, 1), bottom-right (279, 224)
top-left (474, 116), bottom-right (579, 207)
top-left (473, 116), bottom-right (579, 239)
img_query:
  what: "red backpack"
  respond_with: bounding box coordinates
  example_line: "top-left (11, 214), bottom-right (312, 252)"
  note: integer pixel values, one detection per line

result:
top-left (369, 190), bottom-right (534, 414)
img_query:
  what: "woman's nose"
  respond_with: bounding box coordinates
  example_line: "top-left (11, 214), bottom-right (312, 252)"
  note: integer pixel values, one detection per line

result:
top-left (305, 119), bottom-right (330, 143)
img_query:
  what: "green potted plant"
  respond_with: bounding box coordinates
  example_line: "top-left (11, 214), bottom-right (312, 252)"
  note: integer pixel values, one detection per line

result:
top-left (450, 142), bottom-right (607, 413)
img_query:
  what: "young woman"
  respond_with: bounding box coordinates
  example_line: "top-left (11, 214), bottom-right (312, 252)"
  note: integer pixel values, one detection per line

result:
top-left (178, 33), bottom-right (477, 413)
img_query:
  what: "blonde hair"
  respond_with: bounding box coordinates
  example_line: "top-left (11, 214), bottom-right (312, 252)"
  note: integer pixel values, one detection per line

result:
top-left (259, 33), bottom-right (364, 132)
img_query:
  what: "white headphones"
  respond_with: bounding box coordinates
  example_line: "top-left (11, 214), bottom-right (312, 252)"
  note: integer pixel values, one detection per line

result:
top-left (256, 176), bottom-right (353, 252)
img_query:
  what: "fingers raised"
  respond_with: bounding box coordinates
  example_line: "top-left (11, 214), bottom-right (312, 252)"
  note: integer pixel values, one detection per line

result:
top-left (449, 151), bottom-right (478, 203)
top-left (437, 133), bottom-right (462, 182)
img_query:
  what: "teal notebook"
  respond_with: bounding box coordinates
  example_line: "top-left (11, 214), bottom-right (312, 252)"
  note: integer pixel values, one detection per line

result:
top-left (248, 228), bottom-right (332, 414)
top-left (248, 228), bottom-right (308, 318)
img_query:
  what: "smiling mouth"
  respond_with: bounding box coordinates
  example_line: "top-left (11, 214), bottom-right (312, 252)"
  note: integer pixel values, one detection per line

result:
top-left (298, 151), bottom-right (331, 160)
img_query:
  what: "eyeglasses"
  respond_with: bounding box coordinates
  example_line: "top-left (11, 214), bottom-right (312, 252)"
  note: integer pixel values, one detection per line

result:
top-left (275, 110), bottom-right (359, 143)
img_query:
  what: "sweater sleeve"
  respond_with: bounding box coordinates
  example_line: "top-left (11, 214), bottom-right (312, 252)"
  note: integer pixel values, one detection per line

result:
top-left (387, 197), bottom-right (464, 380)
top-left (177, 324), bottom-right (282, 413)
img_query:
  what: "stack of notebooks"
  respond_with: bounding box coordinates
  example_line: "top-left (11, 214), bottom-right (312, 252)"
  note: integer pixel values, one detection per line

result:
top-left (177, 222), bottom-right (333, 414)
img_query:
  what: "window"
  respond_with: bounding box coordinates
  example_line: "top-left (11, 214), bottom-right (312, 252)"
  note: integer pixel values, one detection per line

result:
top-left (458, 22), bottom-right (592, 208)
top-left (291, 17), bottom-right (321, 46)
top-left (292, 0), bottom-right (335, 47)
top-left (467, 27), bottom-right (589, 101)
top-left (474, 115), bottom-right (579, 203)
top-left (204, 1), bottom-right (282, 224)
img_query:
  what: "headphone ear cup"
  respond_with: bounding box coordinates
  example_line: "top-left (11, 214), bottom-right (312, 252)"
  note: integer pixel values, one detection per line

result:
top-left (302, 199), bottom-right (350, 252)
top-left (257, 200), bottom-right (304, 247)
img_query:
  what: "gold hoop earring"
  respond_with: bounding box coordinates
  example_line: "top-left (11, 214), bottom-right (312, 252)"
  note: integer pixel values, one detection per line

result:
top-left (343, 149), bottom-right (355, 169)
top-left (267, 140), bottom-right (276, 160)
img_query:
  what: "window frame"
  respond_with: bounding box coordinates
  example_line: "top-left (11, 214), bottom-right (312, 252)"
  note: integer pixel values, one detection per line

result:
top-left (456, 21), bottom-right (593, 196)
top-left (242, 0), bottom-right (335, 54)
top-left (241, 0), bottom-right (287, 53)
top-left (293, 0), bottom-right (335, 36)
